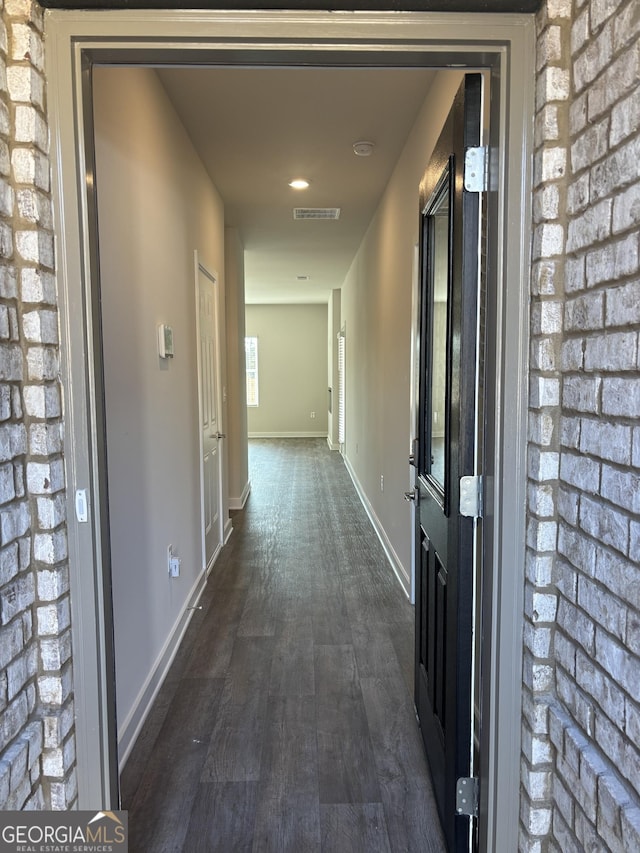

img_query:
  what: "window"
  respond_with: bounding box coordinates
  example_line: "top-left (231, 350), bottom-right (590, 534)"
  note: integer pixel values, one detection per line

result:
top-left (245, 336), bottom-right (259, 407)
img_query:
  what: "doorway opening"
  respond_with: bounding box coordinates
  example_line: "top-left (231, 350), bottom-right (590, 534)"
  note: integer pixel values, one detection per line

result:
top-left (47, 11), bottom-right (534, 851)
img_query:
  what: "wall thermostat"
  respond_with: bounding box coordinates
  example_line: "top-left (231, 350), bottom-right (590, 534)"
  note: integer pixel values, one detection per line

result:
top-left (158, 324), bottom-right (174, 358)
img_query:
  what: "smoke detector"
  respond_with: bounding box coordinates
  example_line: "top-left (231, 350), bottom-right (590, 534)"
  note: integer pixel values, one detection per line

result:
top-left (353, 140), bottom-right (375, 157)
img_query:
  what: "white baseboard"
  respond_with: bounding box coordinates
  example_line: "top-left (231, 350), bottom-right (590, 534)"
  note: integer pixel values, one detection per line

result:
top-left (327, 437), bottom-right (340, 451)
top-left (117, 566), bottom-right (208, 770)
top-left (248, 431), bottom-right (328, 439)
top-left (343, 455), bottom-right (411, 599)
top-left (224, 517), bottom-right (233, 544)
top-left (229, 479), bottom-right (251, 510)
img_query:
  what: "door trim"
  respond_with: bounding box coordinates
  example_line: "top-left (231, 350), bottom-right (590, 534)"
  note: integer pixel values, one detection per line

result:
top-left (194, 254), bottom-right (225, 574)
top-left (45, 11), bottom-right (534, 850)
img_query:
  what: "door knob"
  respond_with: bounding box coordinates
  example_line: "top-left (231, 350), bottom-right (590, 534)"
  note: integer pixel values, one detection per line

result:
top-left (216, 432), bottom-right (226, 439)
top-left (404, 490), bottom-right (417, 502)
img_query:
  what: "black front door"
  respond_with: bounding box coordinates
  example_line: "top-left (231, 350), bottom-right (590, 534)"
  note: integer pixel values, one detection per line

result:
top-left (413, 74), bottom-right (483, 853)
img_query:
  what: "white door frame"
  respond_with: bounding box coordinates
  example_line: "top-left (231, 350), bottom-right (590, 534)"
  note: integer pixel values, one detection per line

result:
top-left (46, 10), bottom-right (534, 851)
top-left (194, 254), bottom-right (225, 574)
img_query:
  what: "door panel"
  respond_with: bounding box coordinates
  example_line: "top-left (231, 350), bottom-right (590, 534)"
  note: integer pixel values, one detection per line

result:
top-left (198, 266), bottom-right (222, 570)
top-left (413, 74), bottom-right (483, 853)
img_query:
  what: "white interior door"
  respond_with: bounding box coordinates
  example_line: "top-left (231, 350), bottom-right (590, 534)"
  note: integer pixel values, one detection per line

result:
top-left (197, 261), bottom-right (223, 571)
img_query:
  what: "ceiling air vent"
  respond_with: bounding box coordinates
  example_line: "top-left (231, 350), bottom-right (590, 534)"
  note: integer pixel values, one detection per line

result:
top-left (293, 207), bottom-right (341, 220)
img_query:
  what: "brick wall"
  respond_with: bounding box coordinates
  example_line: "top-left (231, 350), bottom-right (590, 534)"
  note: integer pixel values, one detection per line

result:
top-left (523, 0), bottom-right (640, 849)
top-left (0, 0), bottom-right (76, 811)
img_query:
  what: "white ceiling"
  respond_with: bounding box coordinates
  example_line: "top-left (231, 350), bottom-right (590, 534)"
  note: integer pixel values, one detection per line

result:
top-left (158, 66), bottom-right (436, 304)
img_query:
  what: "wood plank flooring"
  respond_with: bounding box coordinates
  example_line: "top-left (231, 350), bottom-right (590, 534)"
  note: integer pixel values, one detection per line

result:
top-left (120, 438), bottom-right (446, 852)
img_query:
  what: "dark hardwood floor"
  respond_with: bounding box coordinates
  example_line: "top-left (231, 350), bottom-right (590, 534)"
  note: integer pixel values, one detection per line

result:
top-left (120, 438), bottom-right (446, 852)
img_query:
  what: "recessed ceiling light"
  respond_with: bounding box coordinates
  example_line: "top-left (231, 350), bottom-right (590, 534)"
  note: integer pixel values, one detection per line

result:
top-left (353, 140), bottom-right (375, 157)
top-left (289, 179), bottom-right (310, 190)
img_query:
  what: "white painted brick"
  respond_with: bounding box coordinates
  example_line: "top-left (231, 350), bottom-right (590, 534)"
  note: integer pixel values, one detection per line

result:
top-left (573, 19), bottom-right (613, 92)
top-left (38, 665), bottom-right (72, 708)
top-left (539, 301), bottom-right (563, 334)
top-left (537, 66), bottom-right (570, 107)
top-left (11, 147), bottom-right (50, 191)
top-left (530, 375), bottom-right (560, 408)
top-left (527, 518), bottom-right (558, 552)
top-left (562, 376), bottom-right (601, 413)
top-left (0, 542), bottom-right (19, 588)
top-left (6, 65), bottom-right (43, 108)
top-left (578, 575), bottom-right (627, 640)
top-left (22, 309), bottom-right (58, 345)
top-left (0, 345), bottom-right (22, 382)
top-left (555, 631), bottom-right (577, 675)
top-left (560, 416), bottom-right (580, 451)
top-left (26, 458), bottom-right (64, 495)
top-left (15, 229), bottom-right (54, 268)
top-left (531, 338), bottom-right (556, 371)
top-left (21, 268), bottom-right (56, 304)
top-left (36, 494), bottom-right (66, 531)
top-left (0, 461), bottom-right (15, 506)
top-left (569, 92), bottom-right (588, 137)
top-left (0, 423), bottom-right (27, 462)
top-left (621, 804), bottom-right (640, 853)
top-left (529, 482), bottom-right (555, 517)
top-left (565, 292), bottom-right (604, 332)
top-left (614, 0), bottom-right (640, 50)
top-left (0, 266), bottom-right (17, 300)
top-left (606, 281), bottom-right (640, 328)
top-left (565, 256), bottom-right (586, 293)
top-left (528, 411), bottom-right (555, 446)
top-left (602, 377), bottom-right (640, 417)
top-left (23, 384), bottom-right (61, 419)
top-left (571, 8), bottom-right (589, 55)
top-left (40, 631), bottom-right (72, 672)
top-left (42, 703), bottom-right (74, 751)
top-left (10, 23), bottom-right (44, 71)
top-left (592, 137), bottom-right (640, 203)
top-left (580, 419), bottom-right (631, 465)
top-left (580, 494), bottom-right (629, 555)
top-left (529, 446), bottom-right (560, 481)
top-left (557, 486), bottom-right (579, 526)
top-left (566, 200), bottom-right (612, 253)
top-left (612, 182), bottom-right (640, 235)
top-left (586, 234), bottom-right (639, 288)
top-left (527, 551), bottom-right (554, 587)
top-left (558, 523), bottom-right (596, 576)
top-left (560, 338), bottom-right (584, 372)
top-left (0, 571), bottom-right (34, 625)
top-left (26, 347), bottom-right (58, 382)
top-left (537, 25), bottom-right (563, 70)
top-left (17, 188), bottom-right (52, 228)
top-left (570, 118), bottom-right (609, 174)
top-left (533, 183), bottom-right (560, 221)
top-left (567, 172), bottom-right (590, 215)
top-left (585, 331), bottom-right (637, 372)
top-left (33, 530), bottom-right (67, 565)
top-left (560, 453), bottom-right (599, 493)
top-left (533, 222), bottom-right (565, 259)
top-left (558, 599), bottom-right (595, 655)
top-left (532, 259), bottom-right (560, 295)
top-left (601, 464), bottom-right (640, 514)
top-left (0, 178), bottom-right (13, 219)
top-left (36, 595), bottom-right (70, 638)
top-left (535, 104), bottom-right (559, 146)
top-left (0, 500), bottom-right (29, 548)
top-left (588, 42), bottom-right (640, 121)
top-left (13, 104), bottom-right (47, 151)
top-left (525, 622), bottom-right (553, 658)
top-left (29, 423), bottom-right (63, 457)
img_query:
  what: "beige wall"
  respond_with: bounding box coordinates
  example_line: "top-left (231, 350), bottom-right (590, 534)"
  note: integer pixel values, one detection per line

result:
top-left (327, 289), bottom-right (342, 450)
top-left (93, 66), bottom-right (228, 755)
top-left (341, 69), bottom-right (463, 590)
top-left (245, 303), bottom-right (328, 437)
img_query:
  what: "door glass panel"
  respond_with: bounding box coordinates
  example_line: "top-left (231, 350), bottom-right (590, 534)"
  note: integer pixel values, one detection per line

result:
top-left (430, 188), bottom-right (449, 491)
top-left (419, 162), bottom-right (452, 503)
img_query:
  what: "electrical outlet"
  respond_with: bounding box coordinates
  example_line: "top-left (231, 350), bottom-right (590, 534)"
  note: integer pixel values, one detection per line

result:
top-left (380, 474), bottom-right (384, 492)
top-left (310, 411), bottom-right (316, 419)
top-left (168, 544), bottom-right (180, 578)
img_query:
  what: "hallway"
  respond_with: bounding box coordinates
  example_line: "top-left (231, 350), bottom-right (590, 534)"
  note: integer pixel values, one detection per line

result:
top-left (120, 439), bottom-right (445, 852)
